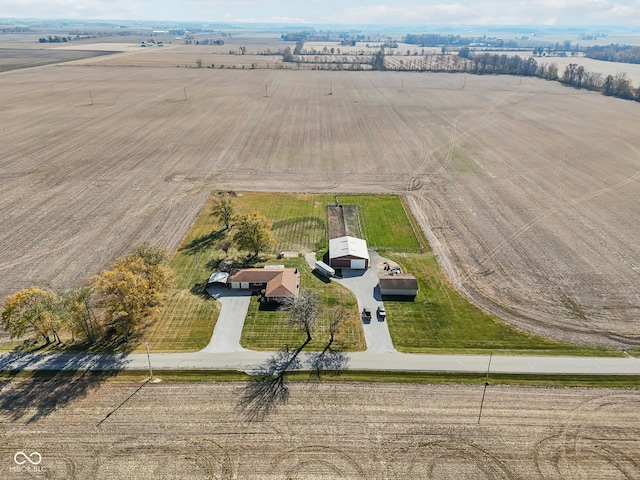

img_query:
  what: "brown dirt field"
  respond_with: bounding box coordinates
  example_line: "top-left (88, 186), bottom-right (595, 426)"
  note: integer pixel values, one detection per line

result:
top-left (0, 380), bottom-right (638, 479)
top-left (1, 47), bottom-right (639, 347)
top-left (68, 44), bottom-right (285, 69)
top-left (0, 48), bottom-right (117, 72)
top-left (328, 204), bottom-right (362, 239)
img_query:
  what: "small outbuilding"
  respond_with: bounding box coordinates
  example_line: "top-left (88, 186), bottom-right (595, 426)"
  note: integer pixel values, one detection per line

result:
top-left (329, 236), bottom-right (370, 269)
top-left (379, 274), bottom-right (418, 298)
top-left (207, 271), bottom-right (229, 285)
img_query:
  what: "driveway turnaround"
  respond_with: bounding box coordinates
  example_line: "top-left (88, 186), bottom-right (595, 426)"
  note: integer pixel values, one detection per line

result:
top-left (201, 285), bottom-right (252, 353)
top-left (333, 268), bottom-right (396, 353)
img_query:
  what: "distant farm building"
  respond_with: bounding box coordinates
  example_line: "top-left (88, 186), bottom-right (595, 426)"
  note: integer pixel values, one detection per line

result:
top-left (227, 266), bottom-right (300, 302)
top-left (329, 236), bottom-right (369, 269)
top-left (379, 274), bottom-right (418, 298)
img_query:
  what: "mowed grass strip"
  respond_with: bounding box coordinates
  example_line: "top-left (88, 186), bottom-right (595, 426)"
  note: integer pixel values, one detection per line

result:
top-left (339, 194), bottom-right (421, 251)
top-left (384, 253), bottom-right (619, 356)
top-left (136, 289), bottom-right (219, 353)
top-left (240, 257), bottom-right (365, 351)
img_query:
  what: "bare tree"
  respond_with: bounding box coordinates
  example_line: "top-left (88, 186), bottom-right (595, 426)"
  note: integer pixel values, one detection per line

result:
top-left (285, 289), bottom-right (319, 345)
top-left (238, 291), bottom-right (349, 421)
top-left (308, 308), bottom-right (348, 379)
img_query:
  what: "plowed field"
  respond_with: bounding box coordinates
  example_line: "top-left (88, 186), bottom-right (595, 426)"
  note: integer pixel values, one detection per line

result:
top-left (1, 380), bottom-right (639, 479)
top-left (1, 45), bottom-right (639, 347)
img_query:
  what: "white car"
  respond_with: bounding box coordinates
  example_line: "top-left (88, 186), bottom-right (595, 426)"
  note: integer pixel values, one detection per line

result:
top-left (377, 305), bottom-right (386, 319)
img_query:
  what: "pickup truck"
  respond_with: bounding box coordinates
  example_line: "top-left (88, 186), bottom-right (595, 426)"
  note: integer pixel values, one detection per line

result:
top-left (377, 305), bottom-right (386, 319)
top-left (362, 307), bottom-right (372, 322)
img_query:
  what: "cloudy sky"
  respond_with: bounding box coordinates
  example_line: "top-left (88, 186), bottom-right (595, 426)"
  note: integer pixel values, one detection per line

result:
top-left (2, 0), bottom-right (640, 25)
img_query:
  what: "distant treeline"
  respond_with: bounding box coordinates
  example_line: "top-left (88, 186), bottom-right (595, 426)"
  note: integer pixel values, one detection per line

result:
top-left (404, 33), bottom-right (509, 48)
top-left (585, 45), bottom-right (640, 65)
top-left (382, 50), bottom-right (640, 102)
top-left (39, 36), bottom-right (71, 43)
top-left (466, 53), bottom-right (638, 100)
top-left (2, 26), bottom-right (31, 33)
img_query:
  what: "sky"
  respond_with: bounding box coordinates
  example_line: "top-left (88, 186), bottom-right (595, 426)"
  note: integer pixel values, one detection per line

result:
top-left (2, 0), bottom-right (640, 25)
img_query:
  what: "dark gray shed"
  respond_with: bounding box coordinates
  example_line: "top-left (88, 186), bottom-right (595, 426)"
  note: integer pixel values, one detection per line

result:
top-left (379, 274), bottom-right (418, 297)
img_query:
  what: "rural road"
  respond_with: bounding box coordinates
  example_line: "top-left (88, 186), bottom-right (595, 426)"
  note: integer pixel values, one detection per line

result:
top-left (2, 258), bottom-right (638, 375)
top-left (0, 350), bottom-right (639, 375)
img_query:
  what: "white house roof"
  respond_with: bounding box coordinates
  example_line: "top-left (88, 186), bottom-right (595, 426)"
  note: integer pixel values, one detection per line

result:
top-left (329, 236), bottom-right (369, 261)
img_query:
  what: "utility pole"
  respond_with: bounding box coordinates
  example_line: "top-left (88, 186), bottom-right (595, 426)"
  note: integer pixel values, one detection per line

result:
top-left (477, 352), bottom-right (492, 424)
top-left (146, 342), bottom-right (153, 381)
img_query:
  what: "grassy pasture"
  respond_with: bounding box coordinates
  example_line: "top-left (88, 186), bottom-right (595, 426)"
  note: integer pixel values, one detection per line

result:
top-left (135, 196), bottom-right (228, 352)
top-left (137, 289), bottom-right (219, 352)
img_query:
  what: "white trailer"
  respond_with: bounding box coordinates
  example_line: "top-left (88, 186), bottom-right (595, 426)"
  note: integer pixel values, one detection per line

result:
top-left (314, 260), bottom-right (335, 278)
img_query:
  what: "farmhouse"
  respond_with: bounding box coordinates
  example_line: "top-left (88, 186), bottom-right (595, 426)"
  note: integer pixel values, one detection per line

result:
top-left (379, 274), bottom-right (418, 298)
top-left (227, 266), bottom-right (300, 302)
top-left (329, 235), bottom-right (369, 269)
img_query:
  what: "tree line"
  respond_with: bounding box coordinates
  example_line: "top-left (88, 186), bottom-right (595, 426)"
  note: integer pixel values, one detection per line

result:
top-left (404, 33), bottom-right (508, 48)
top-left (1, 243), bottom-right (173, 349)
top-left (38, 36), bottom-right (72, 43)
top-left (585, 45), bottom-right (640, 65)
top-left (385, 50), bottom-right (640, 103)
top-left (278, 46), bottom-right (640, 101)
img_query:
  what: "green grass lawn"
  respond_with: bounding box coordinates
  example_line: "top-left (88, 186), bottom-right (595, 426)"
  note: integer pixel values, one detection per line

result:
top-left (338, 194), bottom-right (422, 251)
top-left (134, 195), bottom-right (227, 353)
top-left (240, 257), bottom-right (365, 351)
top-left (234, 192), bottom-right (334, 253)
top-left (135, 289), bottom-right (219, 353)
